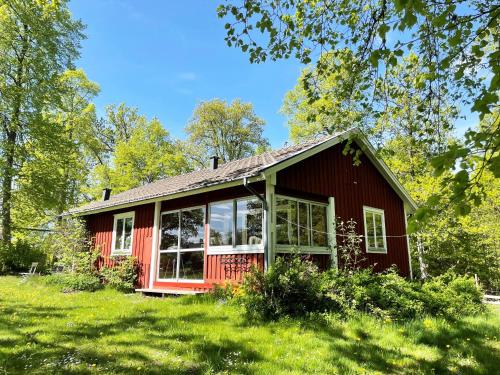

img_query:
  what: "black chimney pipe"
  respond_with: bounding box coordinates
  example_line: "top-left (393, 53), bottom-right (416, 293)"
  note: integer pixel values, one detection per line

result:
top-left (210, 156), bottom-right (219, 170)
top-left (102, 188), bottom-right (112, 201)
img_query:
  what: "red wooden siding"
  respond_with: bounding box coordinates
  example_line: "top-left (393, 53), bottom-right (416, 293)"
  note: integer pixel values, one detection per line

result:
top-left (87, 182), bottom-right (265, 289)
top-left (205, 254), bottom-right (264, 283)
top-left (153, 183), bottom-right (265, 288)
top-left (86, 203), bottom-right (154, 288)
top-left (276, 141), bottom-right (410, 276)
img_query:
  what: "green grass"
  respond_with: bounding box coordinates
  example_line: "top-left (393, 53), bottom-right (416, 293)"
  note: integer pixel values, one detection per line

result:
top-left (0, 276), bottom-right (498, 374)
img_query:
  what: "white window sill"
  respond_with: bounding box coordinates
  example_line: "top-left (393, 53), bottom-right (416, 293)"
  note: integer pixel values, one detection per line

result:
top-left (366, 248), bottom-right (387, 254)
top-left (156, 278), bottom-right (205, 283)
top-left (207, 245), bottom-right (264, 255)
top-left (275, 246), bottom-right (332, 255)
top-left (110, 251), bottom-right (132, 257)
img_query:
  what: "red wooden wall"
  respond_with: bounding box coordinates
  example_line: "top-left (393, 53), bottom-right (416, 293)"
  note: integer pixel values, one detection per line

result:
top-left (86, 183), bottom-right (265, 289)
top-left (85, 140), bottom-right (410, 290)
top-left (276, 141), bottom-right (410, 276)
top-left (86, 203), bottom-right (155, 288)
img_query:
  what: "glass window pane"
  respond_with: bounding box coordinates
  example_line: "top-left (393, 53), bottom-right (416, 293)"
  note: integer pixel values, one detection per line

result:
top-left (160, 212), bottom-right (179, 250)
top-left (236, 199), bottom-right (263, 246)
top-left (123, 217), bottom-right (133, 249)
top-left (368, 235), bottom-right (376, 248)
top-left (298, 202), bottom-right (309, 246)
top-left (311, 204), bottom-right (327, 247)
top-left (276, 198), bottom-right (298, 245)
top-left (180, 208), bottom-right (205, 249)
top-left (179, 251), bottom-right (204, 280)
top-left (374, 213), bottom-right (384, 248)
top-left (365, 212), bottom-right (374, 238)
top-left (210, 202), bottom-right (233, 246)
top-left (158, 253), bottom-right (177, 279)
top-left (115, 218), bottom-right (124, 249)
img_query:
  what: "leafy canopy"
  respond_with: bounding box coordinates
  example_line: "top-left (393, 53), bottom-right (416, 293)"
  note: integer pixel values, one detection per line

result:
top-left (218, 0), bottom-right (500, 214)
top-left (184, 98), bottom-right (270, 168)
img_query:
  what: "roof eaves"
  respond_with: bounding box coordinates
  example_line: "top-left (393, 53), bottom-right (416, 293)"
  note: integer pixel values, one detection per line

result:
top-left (65, 172), bottom-right (264, 216)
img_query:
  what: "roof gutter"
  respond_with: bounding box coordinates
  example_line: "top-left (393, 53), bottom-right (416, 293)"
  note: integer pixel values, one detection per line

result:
top-left (242, 177), bottom-right (267, 210)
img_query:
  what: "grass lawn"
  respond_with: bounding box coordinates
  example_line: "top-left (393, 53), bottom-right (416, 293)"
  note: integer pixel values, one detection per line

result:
top-left (0, 276), bottom-right (498, 374)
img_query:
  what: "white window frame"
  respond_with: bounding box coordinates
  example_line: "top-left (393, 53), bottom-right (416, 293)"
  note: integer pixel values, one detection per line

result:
top-left (208, 196), bottom-right (265, 255)
top-left (363, 206), bottom-right (387, 254)
top-left (111, 211), bottom-right (135, 256)
top-left (274, 194), bottom-right (330, 254)
top-left (157, 205), bottom-right (205, 283)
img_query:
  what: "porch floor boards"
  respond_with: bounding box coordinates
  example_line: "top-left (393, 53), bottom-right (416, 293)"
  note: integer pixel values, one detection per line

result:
top-left (135, 288), bottom-right (207, 296)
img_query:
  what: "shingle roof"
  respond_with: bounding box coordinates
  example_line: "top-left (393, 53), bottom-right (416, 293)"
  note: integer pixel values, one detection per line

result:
top-left (68, 131), bottom-right (347, 215)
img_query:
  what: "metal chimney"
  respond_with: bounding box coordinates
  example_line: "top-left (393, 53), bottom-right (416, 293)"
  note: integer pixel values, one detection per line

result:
top-left (102, 188), bottom-right (112, 201)
top-left (210, 156), bottom-right (219, 170)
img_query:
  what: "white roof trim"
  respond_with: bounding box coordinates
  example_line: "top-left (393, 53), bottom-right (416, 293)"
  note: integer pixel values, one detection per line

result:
top-left (261, 128), bottom-right (418, 212)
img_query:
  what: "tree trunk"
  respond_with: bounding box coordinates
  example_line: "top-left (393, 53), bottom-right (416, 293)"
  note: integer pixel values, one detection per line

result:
top-left (416, 234), bottom-right (428, 280)
top-left (1, 130), bottom-right (16, 246)
top-left (1, 25), bottom-right (28, 246)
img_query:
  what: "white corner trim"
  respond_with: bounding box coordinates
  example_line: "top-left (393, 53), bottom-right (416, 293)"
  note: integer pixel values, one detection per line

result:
top-left (148, 201), bottom-right (161, 289)
top-left (111, 211), bottom-right (135, 256)
top-left (363, 206), bottom-right (388, 254)
top-left (264, 174), bottom-right (276, 269)
top-left (327, 197), bottom-right (338, 268)
top-left (404, 205), bottom-right (414, 280)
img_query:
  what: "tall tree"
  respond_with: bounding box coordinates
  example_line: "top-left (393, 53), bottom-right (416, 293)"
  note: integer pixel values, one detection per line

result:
top-left (218, 0), bottom-right (500, 214)
top-left (184, 99), bottom-right (269, 167)
top-left (282, 49), bottom-right (374, 143)
top-left (0, 0), bottom-right (84, 245)
top-left (89, 105), bottom-right (190, 197)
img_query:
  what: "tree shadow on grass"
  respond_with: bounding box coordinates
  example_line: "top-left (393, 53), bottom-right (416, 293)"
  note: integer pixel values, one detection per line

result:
top-left (0, 300), bottom-right (262, 374)
top-left (2, 285), bottom-right (498, 374)
top-left (298, 312), bottom-right (500, 374)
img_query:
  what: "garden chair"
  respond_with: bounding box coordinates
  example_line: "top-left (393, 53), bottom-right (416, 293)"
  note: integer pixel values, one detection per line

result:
top-left (20, 262), bottom-right (38, 278)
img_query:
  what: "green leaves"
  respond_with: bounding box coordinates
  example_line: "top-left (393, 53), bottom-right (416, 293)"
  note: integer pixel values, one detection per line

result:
top-left (184, 99), bottom-right (269, 168)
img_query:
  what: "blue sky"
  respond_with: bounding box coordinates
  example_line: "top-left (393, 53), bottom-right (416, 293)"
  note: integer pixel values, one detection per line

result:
top-left (69, 1), bottom-right (476, 148)
top-left (69, 0), bottom-right (303, 149)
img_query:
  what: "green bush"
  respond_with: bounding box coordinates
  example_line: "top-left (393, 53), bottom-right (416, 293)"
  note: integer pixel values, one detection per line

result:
top-left (240, 256), bottom-right (325, 320)
top-left (420, 272), bottom-right (484, 317)
top-left (240, 255), bottom-right (484, 321)
top-left (322, 268), bottom-right (425, 320)
top-left (100, 256), bottom-right (138, 292)
top-left (44, 273), bottom-right (102, 292)
top-left (0, 240), bottom-right (47, 273)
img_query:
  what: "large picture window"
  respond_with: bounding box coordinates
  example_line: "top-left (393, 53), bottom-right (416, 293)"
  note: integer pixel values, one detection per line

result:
top-left (111, 212), bottom-right (135, 255)
top-left (363, 206), bottom-right (387, 253)
top-left (158, 207), bottom-right (205, 281)
top-left (276, 196), bottom-right (328, 250)
top-left (209, 197), bottom-right (263, 253)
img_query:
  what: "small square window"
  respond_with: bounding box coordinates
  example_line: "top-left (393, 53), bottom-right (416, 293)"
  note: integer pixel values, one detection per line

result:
top-left (112, 212), bottom-right (135, 255)
top-left (363, 207), bottom-right (387, 253)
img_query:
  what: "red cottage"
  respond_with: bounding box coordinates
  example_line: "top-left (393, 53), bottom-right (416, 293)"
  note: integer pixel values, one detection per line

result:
top-left (67, 129), bottom-right (417, 294)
